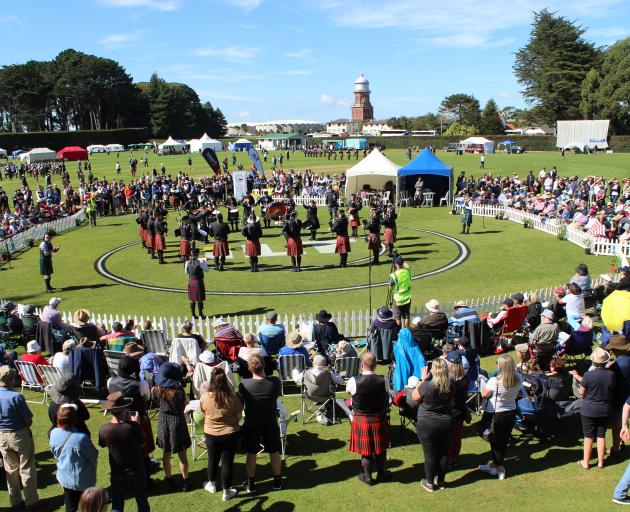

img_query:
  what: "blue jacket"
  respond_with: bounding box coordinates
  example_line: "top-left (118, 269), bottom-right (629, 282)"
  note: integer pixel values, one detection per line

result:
top-left (49, 427), bottom-right (98, 491)
top-left (392, 328), bottom-right (426, 392)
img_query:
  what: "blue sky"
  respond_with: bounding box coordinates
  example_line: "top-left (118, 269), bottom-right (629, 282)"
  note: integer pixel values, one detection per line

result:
top-left (1, 0), bottom-right (629, 124)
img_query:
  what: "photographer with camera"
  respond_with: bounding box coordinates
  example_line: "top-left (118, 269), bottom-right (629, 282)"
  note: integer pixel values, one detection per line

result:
top-left (388, 255), bottom-right (412, 328)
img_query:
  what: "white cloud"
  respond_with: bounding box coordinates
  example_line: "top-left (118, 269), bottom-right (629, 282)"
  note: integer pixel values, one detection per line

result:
top-left (496, 91), bottom-right (514, 100)
top-left (285, 48), bottom-right (312, 58)
top-left (225, 0), bottom-right (263, 12)
top-left (99, 31), bottom-right (142, 48)
top-left (193, 46), bottom-right (259, 62)
top-left (98, 0), bottom-right (182, 11)
top-left (237, 111), bottom-right (251, 118)
top-left (320, 94), bottom-right (351, 107)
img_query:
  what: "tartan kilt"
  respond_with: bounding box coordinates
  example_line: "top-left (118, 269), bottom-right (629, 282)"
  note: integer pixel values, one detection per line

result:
top-left (40, 256), bottom-right (53, 276)
top-left (213, 240), bottom-right (230, 257)
top-left (139, 226), bottom-right (147, 241)
top-left (171, 195), bottom-right (180, 208)
top-left (154, 233), bottom-right (166, 251)
top-left (350, 216), bottom-right (360, 229)
top-left (188, 277), bottom-right (206, 302)
top-left (367, 232), bottom-right (381, 251)
top-left (179, 239), bottom-right (191, 257)
top-left (287, 236), bottom-right (303, 256)
top-left (349, 413), bottom-right (390, 456)
top-left (146, 233), bottom-right (154, 249)
top-left (245, 239), bottom-right (261, 256)
top-left (461, 210), bottom-right (473, 226)
top-left (335, 235), bottom-right (351, 254)
top-left (384, 227), bottom-right (396, 244)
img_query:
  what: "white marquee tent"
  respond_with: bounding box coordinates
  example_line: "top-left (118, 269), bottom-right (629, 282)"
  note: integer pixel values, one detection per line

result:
top-left (105, 143), bottom-right (125, 152)
top-left (556, 120), bottom-right (610, 150)
top-left (19, 147), bottom-right (57, 163)
top-left (158, 136), bottom-right (188, 153)
top-left (344, 148), bottom-right (400, 201)
top-left (87, 144), bottom-right (107, 153)
top-left (188, 133), bottom-right (222, 153)
top-left (459, 136), bottom-right (494, 154)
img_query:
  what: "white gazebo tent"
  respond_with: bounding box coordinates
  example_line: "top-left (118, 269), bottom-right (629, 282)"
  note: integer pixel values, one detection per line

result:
top-left (459, 136), bottom-right (495, 154)
top-left (188, 133), bottom-right (222, 153)
top-left (19, 147), bottom-right (57, 163)
top-left (344, 148), bottom-right (400, 202)
top-left (158, 136), bottom-right (188, 154)
top-left (105, 143), bottom-right (125, 152)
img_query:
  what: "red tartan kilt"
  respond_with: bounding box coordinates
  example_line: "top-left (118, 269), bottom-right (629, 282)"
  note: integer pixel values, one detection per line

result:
top-left (179, 239), bottom-right (191, 257)
top-left (335, 235), bottom-right (351, 254)
top-left (287, 236), bottom-right (303, 256)
top-left (245, 239), bottom-right (261, 256)
top-left (154, 234), bottom-right (166, 251)
top-left (188, 278), bottom-right (206, 302)
top-left (139, 226), bottom-right (146, 240)
top-left (171, 196), bottom-right (180, 207)
top-left (146, 233), bottom-right (154, 249)
top-left (349, 413), bottom-right (390, 456)
top-left (384, 227), bottom-right (396, 244)
top-left (213, 240), bottom-right (230, 257)
top-left (350, 217), bottom-right (359, 229)
top-left (367, 232), bottom-right (381, 251)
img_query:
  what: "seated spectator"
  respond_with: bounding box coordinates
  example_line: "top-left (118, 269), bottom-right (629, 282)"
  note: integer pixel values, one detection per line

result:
top-left (410, 316), bottom-right (434, 356)
top-left (545, 357), bottom-right (572, 403)
top-left (453, 336), bottom-right (478, 382)
top-left (48, 374), bottom-right (91, 436)
top-left (312, 309), bottom-right (342, 356)
top-left (515, 309), bottom-right (559, 364)
top-left (570, 263), bottom-right (592, 292)
top-left (100, 322), bottom-right (126, 351)
top-left (448, 300), bottom-right (480, 327)
top-left (257, 311), bottom-right (286, 356)
top-left (392, 376), bottom-right (420, 421)
top-left (278, 331), bottom-right (311, 368)
top-left (486, 298), bottom-right (513, 329)
top-left (392, 328), bottom-right (426, 392)
top-left (21, 304), bottom-right (39, 339)
top-left (512, 292), bottom-right (525, 307)
top-left (415, 300), bottom-right (448, 338)
top-left (559, 282), bottom-right (585, 331)
top-left (550, 286), bottom-right (567, 321)
top-left (21, 340), bottom-right (49, 369)
top-left (213, 318), bottom-right (244, 360)
top-left (593, 274), bottom-right (616, 302)
top-left (292, 354), bottom-right (343, 425)
top-left (178, 320), bottom-right (207, 352)
top-left (330, 339), bottom-right (358, 364)
top-left (238, 333), bottom-right (268, 362)
top-left (122, 319), bottom-right (137, 337)
top-left (369, 306), bottom-right (399, 363)
top-left (526, 293), bottom-right (543, 330)
top-left (52, 339), bottom-right (76, 375)
top-left (2, 302), bottom-right (23, 334)
top-left (70, 309), bottom-right (101, 342)
top-left (0, 345), bottom-right (17, 368)
top-left (41, 297), bottom-right (65, 330)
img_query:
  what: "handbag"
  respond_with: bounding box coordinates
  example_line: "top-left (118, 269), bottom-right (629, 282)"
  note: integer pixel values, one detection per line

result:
top-left (477, 379), bottom-right (499, 443)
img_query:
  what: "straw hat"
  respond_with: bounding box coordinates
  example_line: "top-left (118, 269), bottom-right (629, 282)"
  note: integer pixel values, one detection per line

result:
top-left (425, 299), bottom-right (440, 313)
top-left (285, 331), bottom-right (303, 349)
top-left (73, 309), bottom-right (91, 325)
top-left (101, 391), bottom-right (133, 412)
top-left (590, 347), bottom-right (611, 364)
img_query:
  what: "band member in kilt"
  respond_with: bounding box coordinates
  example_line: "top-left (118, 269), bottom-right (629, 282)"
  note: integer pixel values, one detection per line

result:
top-left (178, 216), bottom-right (194, 262)
top-left (282, 211), bottom-right (303, 272)
top-left (225, 194), bottom-right (239, 231)
top-left (39, 232), bottom-right (59, 293)
top-left (331, 210), bottom-right (351, 267)
top-left (348, 193), bottom-right (362, 237)
top-left (365, 208), bottom-right (382, 265)
top-left (209, 213), bottom-right (230, 271)
top-left (346, 352), bottom-right (390, 485)
top-left (461, 192), bottom-right (473, 234)
top-left (154, 215), bottom-right (167, 264)
top-left (184, 248), bottom-right (210, 319)
top-left (146, 213), bottom-right (156, 258)
top-left (302, 200), bottom-right (320, 240)
top-left (258, 191), bottom-right (273, 229)
top-left (242, 213), bottom-right (263, 272)
top-left (325, 185), bottom-right (339, 221)
top-left (381, 204), bottom-right (397, 257)
top-left (136, 207), bottom-right (149, 249)
top-left (242, 195), bottom-right (255, 226)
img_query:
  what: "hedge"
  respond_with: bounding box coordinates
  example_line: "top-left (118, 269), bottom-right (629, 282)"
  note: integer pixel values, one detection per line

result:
top-left (0, 127), bottom-right (150, 152)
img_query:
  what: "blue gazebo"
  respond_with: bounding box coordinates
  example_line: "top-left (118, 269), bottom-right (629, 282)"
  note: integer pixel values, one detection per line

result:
top-left (398, 148), bottom-right (453, 205)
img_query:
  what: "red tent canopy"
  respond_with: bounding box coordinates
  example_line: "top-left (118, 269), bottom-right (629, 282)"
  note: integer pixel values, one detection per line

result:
top-left (57, 146), bottom-right (88, 161)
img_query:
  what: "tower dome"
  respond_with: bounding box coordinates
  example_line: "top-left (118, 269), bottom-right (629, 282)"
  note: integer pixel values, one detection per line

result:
top-left (354, 73), bottom-right (370, 93)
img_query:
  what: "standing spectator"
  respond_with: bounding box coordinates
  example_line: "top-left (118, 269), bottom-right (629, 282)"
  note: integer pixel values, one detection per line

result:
top-left (412, 358), bottom-right (454, 492)
top-left (98, 392), bottom-right (150, 512)
top-left (155, 363), bottom-right (191, 491)
top-left (388, 256), bottom-right (412, 328)
top-left (572, 347), bottom-right (616, 469)
top-left (478, 354), bottom-right (521, 480)
top-left (48, 374), bottom-right (91, 436)
top-left (239, 353), bottom-right (283, 493)
top-left (446, 353), bottom-right (470, 469)
top-left (49, 404), bottom-right (98, 512)
top-left (200, 367), bottom-right (243, 502)
top-left (613, 397), bottom-right (630, 504)
top-left (0, 366), bottom-right (41, 510)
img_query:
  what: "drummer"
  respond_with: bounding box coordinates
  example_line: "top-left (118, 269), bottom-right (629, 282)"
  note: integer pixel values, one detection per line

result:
top-left (225, 193), bottom-right (239, 231)
top-left (302, 199), bottom-right (320, 240)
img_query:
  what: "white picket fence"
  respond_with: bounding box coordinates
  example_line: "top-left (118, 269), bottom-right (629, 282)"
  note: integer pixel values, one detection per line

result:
top-left (455, 204), bottom-right (630, 258)
top-left (41, 276), bottom-right (612, 341)
top-left (2, 209), bottom-right (86, 255)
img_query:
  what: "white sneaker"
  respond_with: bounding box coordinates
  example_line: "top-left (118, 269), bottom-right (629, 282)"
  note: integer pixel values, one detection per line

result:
top-left (222, 488), bottom-right (238, 501)
top-left (479, 464), bottom-right (498, 476)
top-left (497, 468), bottom-right (506, 480)
top-left (203, 481), bottom-right (217, 493)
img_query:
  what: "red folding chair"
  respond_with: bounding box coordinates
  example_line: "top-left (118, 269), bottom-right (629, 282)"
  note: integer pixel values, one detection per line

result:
top-left (492, 305), bottom-right (528, 353)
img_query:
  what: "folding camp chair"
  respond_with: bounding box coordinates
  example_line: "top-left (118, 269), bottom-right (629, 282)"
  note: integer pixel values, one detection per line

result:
top-left (38, 365), bottom-right (63, 403)
top-left (334, 357), bottom-right (360, 381)
top-left (0, 310), bottom-right (18, 348)
top-left (278, 354), bottom-right (306, 396)
top-left (141, 330), bottom-right (168, 356)
top-left (301, 374), bottom-right (337, 425)
top-left (169, 337), bottom-right (201, 366)
top-left (188, 410), bottom-right (208, 461)
top-left (560, 329), bottom-right (593, 363)
top-left (103, 350), bottom-right (125, 377)
top-left (466, 375), bottom-right (487, 415)
top-left (350, 339), bottom-right (368, 355)
top-left (14, 361), bottom-right (45, 403)
top-left (491, 305), bottom-right (528, 351)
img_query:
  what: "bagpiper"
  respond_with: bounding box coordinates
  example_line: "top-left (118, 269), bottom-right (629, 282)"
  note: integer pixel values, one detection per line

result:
top-left (331, 210), bottom-right (351, 267)
top-left (185, 247), bottom-right (210, 319)
top-left (154, 214), bottom-right (167, 264)
top-left (242, 213), bottom-right (263, 272)
top-left (282, 211), bottom-right (303, 272)
top-left (136, 207), bottom-right (149, 249)
top-left (381, 204), bottom-right (397, 258)
top-left (365, 208), bottom-right (381, 265)
top-left (302, 199), bottom-right (320, 240)
top-left (178, 216), bottom-right (194, 262)
top-left (209, 213), bottom-right (230, 271)
top-left (348, 193), bottom-right (362, 237)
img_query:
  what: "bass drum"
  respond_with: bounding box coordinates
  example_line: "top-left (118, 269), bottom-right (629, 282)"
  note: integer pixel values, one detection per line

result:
top-left (265, 201), bottom-right (289, 221)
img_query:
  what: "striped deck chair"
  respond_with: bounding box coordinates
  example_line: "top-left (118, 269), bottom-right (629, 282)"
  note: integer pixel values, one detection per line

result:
top-left (14, 361), bottom-right (46, 403)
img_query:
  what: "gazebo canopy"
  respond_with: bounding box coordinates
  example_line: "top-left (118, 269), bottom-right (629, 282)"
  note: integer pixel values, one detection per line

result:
top-left (398, 148), bottom-right (453, 205)
top-left (57, 146), bottom-right (88, 161)
top-left (344, 148), bottom-right (400, 197)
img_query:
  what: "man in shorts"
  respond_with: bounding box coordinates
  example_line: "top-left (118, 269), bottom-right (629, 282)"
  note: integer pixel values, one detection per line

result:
top-left (388, 256), bottom-right (412, 327)
top-left (238, 353), bottom-right (283, 493)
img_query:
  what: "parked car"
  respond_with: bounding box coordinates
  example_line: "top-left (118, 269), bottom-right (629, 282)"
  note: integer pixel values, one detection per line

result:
top-left (444, 143), bottom-right (459, 152)
top-left (507, 145), bottom-right (525, 154)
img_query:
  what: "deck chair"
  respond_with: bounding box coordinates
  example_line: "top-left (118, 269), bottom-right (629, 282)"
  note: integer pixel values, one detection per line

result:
top-left (141, 330), bottom-right (168, 356)
top-left (103, 350), bottom-right (125, 377)
top-left (169, 337), bottom-right (201, 366)
top-left (14, 361), bottom-right (45, 403)
top-left (334, 357), bottom-right (360, 381)
top-left (188, 410), bottom-right (208, 461)
top-left (301, 371), bottom-right (337, 424)
top-left (258, 332), bottom-right (285, 356)
top-left (38, 365), bottom-right (63, 402)
top-left (350, 339), bottom-right (368, 355)
top-left (278, 354), bottom-right (306, 396)
top-left (492, 305), bottom-right (528, 351)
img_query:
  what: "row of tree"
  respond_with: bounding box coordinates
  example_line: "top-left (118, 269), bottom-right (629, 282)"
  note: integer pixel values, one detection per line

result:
top-left (0, 49), bottom-right (227, 138)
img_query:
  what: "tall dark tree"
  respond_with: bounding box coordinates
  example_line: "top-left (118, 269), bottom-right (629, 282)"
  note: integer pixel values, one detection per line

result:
top-left (480, 99), bottom-right (504, 134)
top-left (514, 9), bottom-right (601, 124)
top-left (438, 94), bottom-right (480, 128)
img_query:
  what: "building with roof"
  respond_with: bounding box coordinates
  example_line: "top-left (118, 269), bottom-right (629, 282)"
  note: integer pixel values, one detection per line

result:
top-left (256, 133), bottom-right (305, 150)
top-left (227, 120), bottom-right (323, 136)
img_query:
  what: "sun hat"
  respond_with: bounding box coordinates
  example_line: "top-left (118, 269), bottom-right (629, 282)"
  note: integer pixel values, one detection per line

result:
top-left (453, 300), bottom-right (467, 308)
top-left (49, 297), bottom-right (62, 307)
top-left (425, 299), bottom-right (440, 313)
top-left (608, 334), bottom-right (630, 352)
top-left (285, 331), bottom-right (303, 349)
top-left (0, 366), bottom-right (17, 387)
top-left (411, 316), bottom-right (422, 326)
top-left (316, 310), bottom-right (332, 322)
top-left (541, 309), bottom-right (555, 321)
top-left (199, 351), bottom-right (216, 364)
top-left (26, 340), bottom-right (41, 353)
top-left (123, 342), bottom-right (144, 358)
top-left (313, 355), bottom-right (327, 367)
top-left (212, 317), bottom-right (226, 328)
top-left (376, 306), bottom-right (394, 322)
top-left (50, 374), bottom-right (82, 404)
top-left (155, 362), bottom-right (184, 388)
top-left (590, 347), bottom-right (611, 364)
top-left (73, 309), bottom-right (91, 325)
top-left (101, 391), bottom-right (133, 412)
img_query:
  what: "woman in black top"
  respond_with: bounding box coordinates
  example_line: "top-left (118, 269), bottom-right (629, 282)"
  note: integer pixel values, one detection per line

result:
top-left (412, 358), bottom-right (454, 492)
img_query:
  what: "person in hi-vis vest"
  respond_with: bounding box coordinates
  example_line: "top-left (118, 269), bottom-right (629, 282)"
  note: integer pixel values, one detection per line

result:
top-left (389, 256), bottom-right (412, 328)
